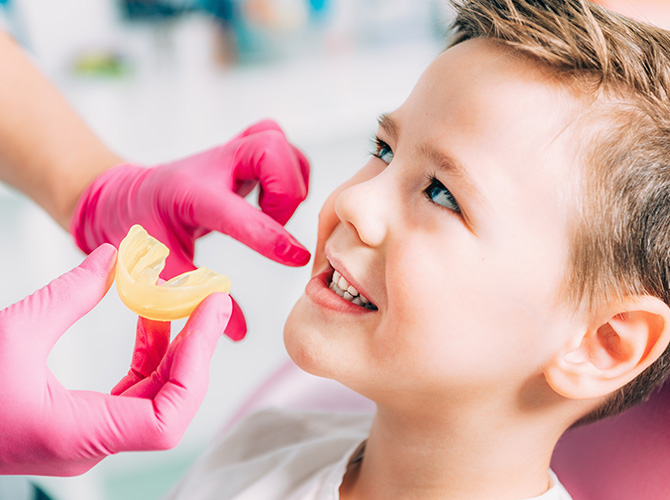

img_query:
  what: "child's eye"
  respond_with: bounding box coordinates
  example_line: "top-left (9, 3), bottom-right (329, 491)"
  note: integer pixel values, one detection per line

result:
top-left (371, 137), bottom-right (394, 164)
top-left (425, 176), bottom-right (461, 214)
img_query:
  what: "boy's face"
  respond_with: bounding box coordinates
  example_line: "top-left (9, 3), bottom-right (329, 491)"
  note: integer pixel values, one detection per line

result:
top-left (285, 39), bottom-right (590, 408)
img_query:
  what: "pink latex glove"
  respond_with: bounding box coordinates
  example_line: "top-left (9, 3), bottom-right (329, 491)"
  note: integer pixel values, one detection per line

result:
top-left (70, 119), bottom-right (311, 341)
top-left (0, 244), bottom-right (232, 476)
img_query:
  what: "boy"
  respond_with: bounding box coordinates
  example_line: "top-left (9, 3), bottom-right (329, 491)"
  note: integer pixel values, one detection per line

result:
top-left (167, 1), bottom-right (670, 498)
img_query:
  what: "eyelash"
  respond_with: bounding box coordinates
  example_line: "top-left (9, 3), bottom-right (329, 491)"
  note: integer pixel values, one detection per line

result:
top-left (370, 136), bottom-right (461, 214)
top-left (424, 174), bottom-right (461, 214)
top-left (371, 136), bottom-right (394, 164)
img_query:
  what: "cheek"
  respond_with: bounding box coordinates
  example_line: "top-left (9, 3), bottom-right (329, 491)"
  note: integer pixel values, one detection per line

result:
top-left (369, 241), bottom-right (489, 385)
top-left (375, 236), bottom-right (563, 388)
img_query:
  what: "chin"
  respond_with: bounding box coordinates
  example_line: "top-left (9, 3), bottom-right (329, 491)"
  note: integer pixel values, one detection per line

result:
top-left (283, 295), bottom-right (333, 379)
top-left (283, 294), bottom-right (373, 398)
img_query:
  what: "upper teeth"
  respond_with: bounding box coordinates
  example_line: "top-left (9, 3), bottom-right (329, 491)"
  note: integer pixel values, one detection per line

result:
top-left (329, 270), bottom-right (376, 310)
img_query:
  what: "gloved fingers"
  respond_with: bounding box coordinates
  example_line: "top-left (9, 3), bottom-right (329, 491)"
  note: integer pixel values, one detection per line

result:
top-left (114, 363), bottom-right (163, 399)
top-left (145, 227), bottom-right (197, 280)
top-left (116, 292), bottom-right (232, 399)
top-left (110, 317), bottom-right (171, 396)
top-left (110, 370), bottom-right (143, 397)
top-left (160, 259), bottom-right (243, 341)
top-left (290, 144), bottom-right (311, 193)
top-left (116, 297), bottom-right (242, 399)
top-left (192, 191), bottom-right (310, 267)
top-left (0, 244), bottom-right (116, 352)
top-left (237, 118), bottom-right (284, 139)
top-left (233, 128), bottom-right (309, 226)
top-left (99, 293), bottom-right (230, 451)
top-left (153, 289), bottom-right (230, 389)
top-left (161, 254), bottom-right (197, 282)
top-left (224, 295), bottom-right (247, 342)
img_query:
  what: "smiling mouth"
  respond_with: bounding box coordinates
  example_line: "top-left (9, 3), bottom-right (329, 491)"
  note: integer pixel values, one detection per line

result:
top-left (328, 269), bottom-right (378, 310)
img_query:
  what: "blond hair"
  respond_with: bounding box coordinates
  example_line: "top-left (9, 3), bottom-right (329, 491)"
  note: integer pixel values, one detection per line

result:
top-left (448, 0), bottom-right (670, 424)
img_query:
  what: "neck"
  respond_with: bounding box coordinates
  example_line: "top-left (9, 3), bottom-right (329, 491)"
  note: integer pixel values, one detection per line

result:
top-left (340, 398), bottom-right (566, 500)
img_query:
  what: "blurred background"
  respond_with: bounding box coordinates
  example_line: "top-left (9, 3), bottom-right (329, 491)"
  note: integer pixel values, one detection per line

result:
top-left (0, 1), bottom-right (450, 499)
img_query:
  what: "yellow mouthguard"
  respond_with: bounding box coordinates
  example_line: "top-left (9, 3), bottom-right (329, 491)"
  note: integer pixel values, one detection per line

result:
top-left (116, 224), bottom-right (231, 321)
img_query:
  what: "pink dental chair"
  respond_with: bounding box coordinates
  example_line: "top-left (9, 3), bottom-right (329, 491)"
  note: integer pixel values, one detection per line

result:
top-left (550, 4), bottom-right (670, 496)
top-left (551, 384), bottom-right (670, 499)
top-left (226, 361), bottom-right (670, 500)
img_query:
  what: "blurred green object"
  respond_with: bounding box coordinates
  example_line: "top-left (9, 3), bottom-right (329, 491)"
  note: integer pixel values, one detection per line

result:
top-left (72, 51), bottom-right (131, 77)
top-left (103, 450), bottom-right (201, 500)
top-left (120, 0), bottom-right (197, 21)
top-left (34, 484), bottom-right (56, 500)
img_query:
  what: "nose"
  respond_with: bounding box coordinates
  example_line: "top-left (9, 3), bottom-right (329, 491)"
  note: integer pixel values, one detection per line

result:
top-left (334, 168), bottom-right (394, 247)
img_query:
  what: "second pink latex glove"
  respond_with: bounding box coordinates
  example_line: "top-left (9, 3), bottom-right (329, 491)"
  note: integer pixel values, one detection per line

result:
top-left (70, 120), bottom-right (310, 340)
top-left (0, 244), bottom-right (232, 476)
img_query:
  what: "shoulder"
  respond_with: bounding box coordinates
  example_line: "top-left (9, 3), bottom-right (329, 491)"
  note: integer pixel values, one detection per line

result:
top-left (220, 408), bottom-right (373, 462)
top-left (164, 408), bottom-right (373, 500)
top-left (542, 470), bottom-right (573, 500)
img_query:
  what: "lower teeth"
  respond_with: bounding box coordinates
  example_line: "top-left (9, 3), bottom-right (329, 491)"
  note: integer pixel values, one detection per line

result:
top-left (329, 279), bottom-right (377, 310)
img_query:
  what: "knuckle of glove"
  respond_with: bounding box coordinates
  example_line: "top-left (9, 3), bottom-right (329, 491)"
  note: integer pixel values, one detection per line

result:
top-left (247, 118), bottom-right (283, 136)
top-left (151, 423), bottom-right (183, 451)
top-left (256, 128), bottom-right (292, 153)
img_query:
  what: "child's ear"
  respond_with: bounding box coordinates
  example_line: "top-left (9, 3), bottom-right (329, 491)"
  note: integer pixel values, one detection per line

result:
top-left (544, 296), bottom-right (670, 400)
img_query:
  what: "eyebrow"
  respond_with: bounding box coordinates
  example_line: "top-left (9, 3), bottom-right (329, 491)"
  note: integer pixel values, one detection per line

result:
top-left (377, 113), bottom-right (400, 142)
top-left (377, 113), bottom-right (482, 204)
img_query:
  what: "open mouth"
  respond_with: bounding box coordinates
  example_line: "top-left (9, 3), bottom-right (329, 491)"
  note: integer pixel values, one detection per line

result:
top-left (328, 269), bottom-right (378, 310)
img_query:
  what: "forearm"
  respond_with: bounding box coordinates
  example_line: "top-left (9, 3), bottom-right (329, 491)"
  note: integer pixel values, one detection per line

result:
top-left (0, 31), bottom-right (123, 229)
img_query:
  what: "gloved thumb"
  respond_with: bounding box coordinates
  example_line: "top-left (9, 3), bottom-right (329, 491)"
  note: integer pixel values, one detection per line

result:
top-left (98, 293), bottom-right (231, 452)
top-left (1, 243), bottom-right (117, 353)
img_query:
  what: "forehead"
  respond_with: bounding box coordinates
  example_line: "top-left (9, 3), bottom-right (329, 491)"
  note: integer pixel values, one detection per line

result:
top-left (396, 38), bottom-right (587, 166)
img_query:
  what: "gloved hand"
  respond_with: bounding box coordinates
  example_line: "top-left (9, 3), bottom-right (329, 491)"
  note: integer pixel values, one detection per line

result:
top-left (70, 119), bottom-right (311, 341)
top-left (0, 244), bottom-right (232, 476)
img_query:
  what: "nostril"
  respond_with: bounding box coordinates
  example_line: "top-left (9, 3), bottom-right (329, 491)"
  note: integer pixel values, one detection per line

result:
top-left (334, 173), bottom-right (390, 248)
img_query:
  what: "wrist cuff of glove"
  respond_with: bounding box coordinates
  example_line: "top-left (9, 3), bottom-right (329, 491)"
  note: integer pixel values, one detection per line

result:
top-left (69, 163), bottom-right (145, 254)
